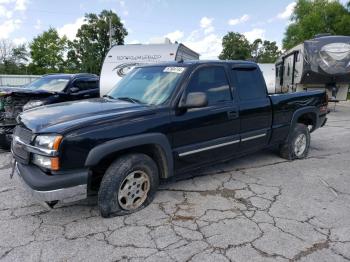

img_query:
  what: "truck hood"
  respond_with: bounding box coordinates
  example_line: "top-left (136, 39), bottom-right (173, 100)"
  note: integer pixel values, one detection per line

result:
top-left (0, 87), bottom-right (55, 97)
top-left (18, 98), bottom-right (152, 133)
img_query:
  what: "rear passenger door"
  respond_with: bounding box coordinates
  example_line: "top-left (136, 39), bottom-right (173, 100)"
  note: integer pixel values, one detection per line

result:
top-left (231, 65), bottom-right (272, 152)
top-left (171, 65), bottom-right (240, 171)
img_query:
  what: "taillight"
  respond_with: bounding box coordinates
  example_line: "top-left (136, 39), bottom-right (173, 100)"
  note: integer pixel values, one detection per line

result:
top-left (320, 106), bottom-right (328, 113)
top-left (320, 93), bottom-right (328, 114)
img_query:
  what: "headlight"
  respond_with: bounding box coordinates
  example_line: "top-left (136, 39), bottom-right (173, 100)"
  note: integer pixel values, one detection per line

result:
top-left (32, 154), bottom-right (60, 170)
top-left (34, 135), bottom-right (62, 150)
top-left (23, 100), bottom-right (45, 111)
top-left (32, 135), bottom-right (62, 170)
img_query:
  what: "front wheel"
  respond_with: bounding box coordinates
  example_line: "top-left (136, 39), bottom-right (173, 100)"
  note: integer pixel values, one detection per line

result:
top-left (279, 123), bottom-right (310, 160)
top-left (98, 153), bottom-right (159, 218)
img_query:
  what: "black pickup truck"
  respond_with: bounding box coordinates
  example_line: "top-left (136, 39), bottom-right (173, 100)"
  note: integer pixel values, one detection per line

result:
top-left (0, 73), bottom-right (99, 148)
top-left (11, 61), bottom-right (328, 217)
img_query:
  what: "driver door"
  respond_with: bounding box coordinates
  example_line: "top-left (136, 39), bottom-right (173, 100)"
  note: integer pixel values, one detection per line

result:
top-left (170, 65), bottom-right (240, 172)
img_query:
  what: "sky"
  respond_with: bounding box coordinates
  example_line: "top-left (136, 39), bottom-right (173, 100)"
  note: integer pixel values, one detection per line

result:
top-left (0, 0), bottom-right (349, 59)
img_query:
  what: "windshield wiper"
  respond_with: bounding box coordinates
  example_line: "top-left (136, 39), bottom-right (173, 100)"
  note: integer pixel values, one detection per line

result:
top-left (103, 95), bottom-right (116, 100)
top-left (116, 97), bottom-right (143, 104)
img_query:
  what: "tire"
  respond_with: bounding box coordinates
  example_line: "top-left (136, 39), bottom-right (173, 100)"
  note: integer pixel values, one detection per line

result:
top-left (98, 153), bottom-right (159, 218)
top-left (279, 123), bottom-right (310, 160)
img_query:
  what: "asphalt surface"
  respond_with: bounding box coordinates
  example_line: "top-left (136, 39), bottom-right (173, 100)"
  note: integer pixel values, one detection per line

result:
top-left (0, 102), bottom-right (350, 262)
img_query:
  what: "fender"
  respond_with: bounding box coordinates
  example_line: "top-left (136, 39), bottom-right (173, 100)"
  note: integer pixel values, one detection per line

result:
top-left (289, 106), bottom-right (319, 135)
top-left (85, 133), bottom-right (174, 178)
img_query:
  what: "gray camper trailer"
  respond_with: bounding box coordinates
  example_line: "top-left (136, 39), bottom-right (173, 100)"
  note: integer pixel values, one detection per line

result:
top-left (275, 35), bottom-right (350, 100)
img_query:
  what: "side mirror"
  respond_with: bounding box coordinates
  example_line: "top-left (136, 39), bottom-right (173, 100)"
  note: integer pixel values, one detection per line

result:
top-left (179, 92), bottom-right (208, 109)
top-left (70, 87), bottom-right (80, 93)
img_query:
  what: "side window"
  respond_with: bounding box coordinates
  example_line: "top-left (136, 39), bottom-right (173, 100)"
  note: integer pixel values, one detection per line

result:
top-left (186, 66), bottom-right (232, 105)
top-left (73, 78), bottom-right (99, 91)
top-left (232, 68), bottom-right (267, 100)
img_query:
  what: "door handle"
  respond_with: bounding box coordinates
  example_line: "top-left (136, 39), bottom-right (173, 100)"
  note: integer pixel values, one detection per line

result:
top-left (227, 111), bottom-right (239, 119)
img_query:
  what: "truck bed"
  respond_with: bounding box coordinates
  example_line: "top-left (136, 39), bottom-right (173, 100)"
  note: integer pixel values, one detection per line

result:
top-left (268, 90), bottom-right (327, 144)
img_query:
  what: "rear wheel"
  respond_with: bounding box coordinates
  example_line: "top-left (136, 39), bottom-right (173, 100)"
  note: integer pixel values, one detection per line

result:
top-left (98, 153), bottom-right (159, 218)
top-left (279, 123), bottom-right (310, 160)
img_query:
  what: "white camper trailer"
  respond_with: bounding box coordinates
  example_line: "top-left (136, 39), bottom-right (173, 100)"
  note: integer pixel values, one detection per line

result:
top-left (100, 42), bottom-right (199, 96)
top-left (275, 35), bottom-right (350, 100)
top-left (258, 64), bottom-right (276, 94)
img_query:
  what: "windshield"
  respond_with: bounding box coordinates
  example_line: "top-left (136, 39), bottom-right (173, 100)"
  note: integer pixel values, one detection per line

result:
top-left (108, 66), bottom-right (186, 105)
top-left (26, 77), bottom-right (70, 92)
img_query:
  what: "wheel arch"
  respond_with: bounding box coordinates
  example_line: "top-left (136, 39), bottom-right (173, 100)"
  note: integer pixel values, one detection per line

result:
top-left (85, 133), bottom-right (174, 179)
top-left (290, 106), bottom-right (319, 134)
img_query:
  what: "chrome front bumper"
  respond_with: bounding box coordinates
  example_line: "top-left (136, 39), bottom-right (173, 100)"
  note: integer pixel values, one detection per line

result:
top-left (15, 163), bottom-right (87, 204)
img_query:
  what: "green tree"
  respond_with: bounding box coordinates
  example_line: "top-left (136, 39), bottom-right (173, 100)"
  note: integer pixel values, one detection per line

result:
top-left (250, 39), bottom-right (263, 61)
top-left (0, 40), bottom-right (29, 74)
top-left (64, 41), bottom-right (81, 73)
top-left (283, 0), bottom-right (350, 49)
top-left (30, 28), bottom-right (68, 74)
top-left (68, 10), bottom-right (127, 74)
top-left (12, 45), bottom-right (29, 65)
top-left (219, 33), bottom-right (282, 63)
top-left (7, 44), bottom-right (29, 74)
top-left (258, 40), bottom-right (282, 63)
top-left (219, 32), bottom-right (251, 60)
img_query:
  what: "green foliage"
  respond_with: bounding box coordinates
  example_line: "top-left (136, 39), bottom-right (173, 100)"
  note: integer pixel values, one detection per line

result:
top-left (29, 28), bottom-right (68, 74)
top-left (3, 10), bottom-right (127, 75)
top-left (219, 32), bottom-right (251, 60)
top-left (251, 39), bottom-right (282, 63)
top-left (12, 45), bottom-right (29, 64)
top-left (0, 40), bottom-right (30, 74)
top-left (283, 0), bottom-right (350, 49)
top-left (219, 33), bottom-right (282, 63)
top-left (68, 10), bottom-right (127, 74)
top-left (0, 60), bottom-right (28, 74)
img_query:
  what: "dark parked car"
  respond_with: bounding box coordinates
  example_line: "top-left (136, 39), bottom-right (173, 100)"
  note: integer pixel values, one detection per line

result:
top-left (0, 73), bottom-right (99, 148)
top-left (11, 61), bottom-right (328, 217)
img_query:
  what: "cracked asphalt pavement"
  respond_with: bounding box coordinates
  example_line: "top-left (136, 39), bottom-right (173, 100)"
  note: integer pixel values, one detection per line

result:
top-left (1, 102), bottom-right (350, 262)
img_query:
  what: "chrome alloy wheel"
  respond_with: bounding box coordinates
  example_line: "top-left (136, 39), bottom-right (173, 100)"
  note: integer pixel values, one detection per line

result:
top-left (118, 170), bottom-right (150, 210)
top-left (294, 134), bottom-right (307, 157)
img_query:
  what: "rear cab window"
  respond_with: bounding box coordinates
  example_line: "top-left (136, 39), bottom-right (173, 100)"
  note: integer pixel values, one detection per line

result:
top-left (231, 67), bottom-right (267, 100)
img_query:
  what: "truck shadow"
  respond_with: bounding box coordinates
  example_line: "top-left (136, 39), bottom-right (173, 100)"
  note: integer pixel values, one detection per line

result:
top-left (52, 148), bottom-right (281, 213)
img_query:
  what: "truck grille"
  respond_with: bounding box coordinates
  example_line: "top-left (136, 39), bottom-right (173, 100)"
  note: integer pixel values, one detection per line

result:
top-left (13, 126), bottom-right (33, 144)
top-left (12, 126), bottom-right (33, 162)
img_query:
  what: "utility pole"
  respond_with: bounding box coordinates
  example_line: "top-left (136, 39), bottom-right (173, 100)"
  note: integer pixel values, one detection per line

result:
top-left (109, 17), bottom-right (112, 48)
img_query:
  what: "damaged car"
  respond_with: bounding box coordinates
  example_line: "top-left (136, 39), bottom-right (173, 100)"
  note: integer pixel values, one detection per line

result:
top-left (0, 73), bottom-right (99, 148)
